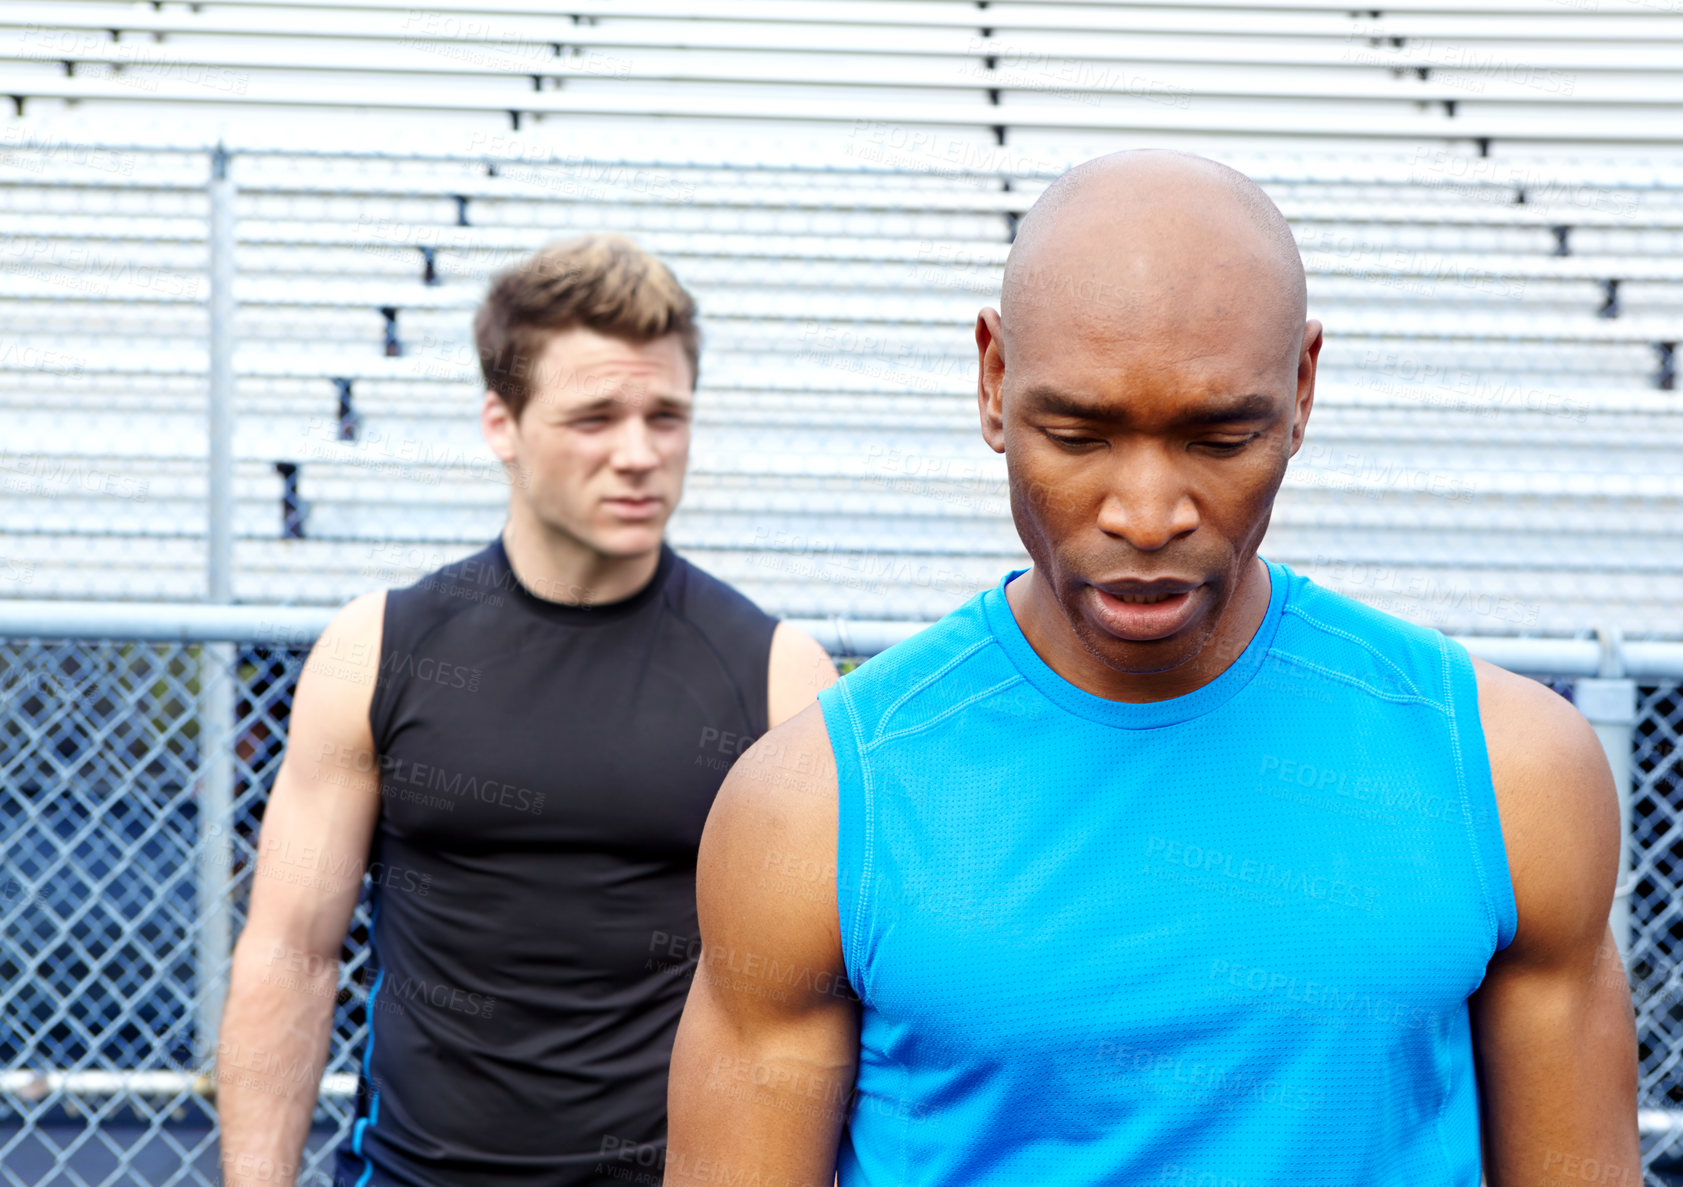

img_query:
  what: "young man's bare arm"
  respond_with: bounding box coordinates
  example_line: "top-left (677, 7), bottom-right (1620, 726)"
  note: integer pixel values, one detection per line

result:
top-left (218, 591), bottom-right (386, 1187)
top-left (1470, 658), bottom-right (1641, 1185)
top-left (664, 701), bottom-right (858, 1187)
top-left (767, 622), bottom-right (840, 728)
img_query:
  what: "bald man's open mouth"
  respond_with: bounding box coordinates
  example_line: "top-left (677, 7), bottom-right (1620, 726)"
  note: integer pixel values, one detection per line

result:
top-left (1087, 578), bottom-right (1206, 642)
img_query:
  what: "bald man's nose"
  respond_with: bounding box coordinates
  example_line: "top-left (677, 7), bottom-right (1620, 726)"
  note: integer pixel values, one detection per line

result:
top-left (1093, 446), bottom-right (1200, 551)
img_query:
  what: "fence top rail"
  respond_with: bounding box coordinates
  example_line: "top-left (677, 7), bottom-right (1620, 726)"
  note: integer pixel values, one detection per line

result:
top-left (10, 78), bottom-right (1683, 144)
top-left (1, 597), bottom-right (1679, 674)
top-left (5, 1073), bottom-right (1682, 1133)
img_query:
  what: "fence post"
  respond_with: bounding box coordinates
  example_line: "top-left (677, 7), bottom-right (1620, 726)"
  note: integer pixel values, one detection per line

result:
top-left (208, 142), bottom-right (234, 604)
top-left (1576, 628), bottom-right (1637, 963)
top-left (197, 143), bottom-right (238, 1063)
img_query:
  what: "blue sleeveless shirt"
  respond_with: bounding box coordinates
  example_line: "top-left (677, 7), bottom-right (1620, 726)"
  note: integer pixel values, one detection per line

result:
top-left (815, 558), bottom-right (1516, 1186)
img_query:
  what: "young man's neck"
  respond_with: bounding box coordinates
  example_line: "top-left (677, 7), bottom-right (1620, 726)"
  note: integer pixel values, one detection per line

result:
top-left (500, 509), bottom-right (662, 608)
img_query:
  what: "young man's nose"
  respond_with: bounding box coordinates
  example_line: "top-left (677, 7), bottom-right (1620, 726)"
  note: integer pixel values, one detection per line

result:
top-left (608, 417), bottom-right (661, 472)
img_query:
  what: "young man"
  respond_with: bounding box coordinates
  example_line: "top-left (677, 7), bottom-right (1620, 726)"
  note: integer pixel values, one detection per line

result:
top-left (664, 152), bottom-right (1640, 1185)
top-left (217, 234), bottom-right (837, 1187)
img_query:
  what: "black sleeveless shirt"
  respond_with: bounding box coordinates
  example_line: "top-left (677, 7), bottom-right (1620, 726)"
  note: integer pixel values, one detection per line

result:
top-left (333, 534), bottom-right (776, 1187)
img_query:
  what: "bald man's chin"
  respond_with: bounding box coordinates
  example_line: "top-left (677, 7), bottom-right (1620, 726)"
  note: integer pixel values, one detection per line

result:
top-left (1082, 582), bottom-right (1208, 645)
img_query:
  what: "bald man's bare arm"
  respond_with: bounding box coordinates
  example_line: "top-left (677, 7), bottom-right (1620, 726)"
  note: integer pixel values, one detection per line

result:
top-left (664, 702), bottom-right (858, 1187)
top-left (1469, 659), bottom-right (1639, 1185)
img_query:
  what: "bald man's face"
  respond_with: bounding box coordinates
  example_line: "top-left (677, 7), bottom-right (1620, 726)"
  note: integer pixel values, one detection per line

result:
top-left (976, 221), bottom-right (1320, 681)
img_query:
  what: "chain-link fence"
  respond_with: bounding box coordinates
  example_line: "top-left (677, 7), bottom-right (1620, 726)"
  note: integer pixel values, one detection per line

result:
top-left (1637, 678), bottom-right (1683, 1154)
top-left (1, 630), bottom-right (360, 1186)
top-left (2, 615), bottom-right (1681, 1185)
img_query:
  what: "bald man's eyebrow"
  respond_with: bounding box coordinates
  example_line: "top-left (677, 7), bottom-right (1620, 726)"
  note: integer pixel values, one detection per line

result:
top-left (1020, 387), bottom-right (1113, 420)
top-left (1020, 386), bottom-right (1276, 425)
top-left (1180, 393), bottom-right (1277, 425)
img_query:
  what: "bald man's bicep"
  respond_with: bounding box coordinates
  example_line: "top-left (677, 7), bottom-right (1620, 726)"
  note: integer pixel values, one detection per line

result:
top-left (667, 703), bottom-right (858, 1186)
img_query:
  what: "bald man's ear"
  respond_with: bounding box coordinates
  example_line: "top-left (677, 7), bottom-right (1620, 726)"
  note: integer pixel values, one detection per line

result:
top-left (1288, 319), bottom-right (1324, 459)
top-left (976, 307), bottom-right (1006, 454)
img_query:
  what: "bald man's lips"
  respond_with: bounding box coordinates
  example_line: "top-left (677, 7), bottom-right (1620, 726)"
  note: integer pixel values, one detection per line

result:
top-left (1087, 580), bottom-right (1203, 642)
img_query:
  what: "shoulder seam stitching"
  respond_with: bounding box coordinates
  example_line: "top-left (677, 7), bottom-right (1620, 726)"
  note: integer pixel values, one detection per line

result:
top-left (867, 675), bottom-right (1028, 752)
top-left (1438, 632), bottom-right (1502, 953)
top-left (1281, 602), bottom-right (1432, 704)
top-left (1264, 647), bottom-right (1448, 714)
top-left (836, 678), bottom-right (877, 1010)
top-left (870, 634), bottom-right (997, 747)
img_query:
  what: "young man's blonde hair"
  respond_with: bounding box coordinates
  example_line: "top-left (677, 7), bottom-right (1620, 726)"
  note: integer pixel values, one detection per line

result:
top-left (473, 233), bottom-right (700, 420)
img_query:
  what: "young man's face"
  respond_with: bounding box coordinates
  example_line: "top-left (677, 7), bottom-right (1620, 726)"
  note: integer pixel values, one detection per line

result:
top-left (483, 325), bottom-right (694, 559)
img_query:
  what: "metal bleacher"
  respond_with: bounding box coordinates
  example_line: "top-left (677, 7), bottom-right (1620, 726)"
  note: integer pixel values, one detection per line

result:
top-left (1, 0), bottom-right (1681, 638)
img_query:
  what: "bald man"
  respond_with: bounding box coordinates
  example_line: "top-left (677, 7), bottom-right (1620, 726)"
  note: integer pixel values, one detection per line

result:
top-left (656, 151), bottom-right (1639, 1186)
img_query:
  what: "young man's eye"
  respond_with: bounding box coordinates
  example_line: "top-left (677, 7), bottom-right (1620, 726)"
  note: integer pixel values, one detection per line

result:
top-left (572, 416), bottom-right (609, 429)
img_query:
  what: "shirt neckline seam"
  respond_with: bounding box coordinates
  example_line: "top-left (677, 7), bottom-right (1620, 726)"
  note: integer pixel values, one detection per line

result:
top-left (985, 560), bottom-right (1287, 730)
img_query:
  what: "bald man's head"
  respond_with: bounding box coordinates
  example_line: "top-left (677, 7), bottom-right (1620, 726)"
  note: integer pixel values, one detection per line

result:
top-left (1002, 149), bottom-right (1306, 353)
top-left (974, 149), bottom-right (1323, 696)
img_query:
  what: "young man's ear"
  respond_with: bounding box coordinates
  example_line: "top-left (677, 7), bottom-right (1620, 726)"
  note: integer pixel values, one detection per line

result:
top-left (482, 390), bottom-right (518, 465)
